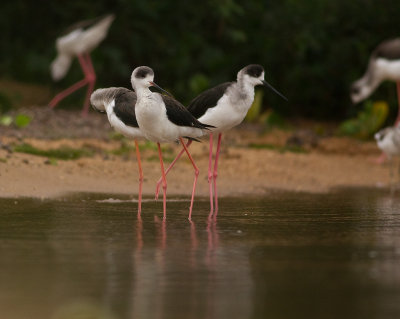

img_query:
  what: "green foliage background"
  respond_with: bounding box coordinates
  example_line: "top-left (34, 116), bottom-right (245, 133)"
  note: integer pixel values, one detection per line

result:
top-left (1, 0), bottom-right (400, 120)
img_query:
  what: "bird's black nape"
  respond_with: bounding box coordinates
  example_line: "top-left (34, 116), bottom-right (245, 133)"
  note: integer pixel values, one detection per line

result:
top-left (244, 64), bottom-right (264, 78)
top-left (135, 66), bottom-right (154, 79)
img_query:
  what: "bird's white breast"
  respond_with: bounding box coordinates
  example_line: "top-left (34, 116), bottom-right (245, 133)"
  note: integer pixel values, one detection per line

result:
top-left (198, 84), bottom-right (254, 133)
top-left (375, 58), bottom-right (400, 82)
top-left (106, 100), bottom-right (143, 139)
top-left (135, 94), bottom-right (203, 143)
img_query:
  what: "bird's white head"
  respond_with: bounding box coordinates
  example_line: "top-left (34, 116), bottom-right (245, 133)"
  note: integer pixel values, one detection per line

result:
top-left (131, 66), bottom-right (155, 90)
top-left (238, 64), bottom-right (288, 101)
top-left (131, 66), bottom-right (172, 96)
top-left (350, 79), bottom-right (372, 104)
top-left (238, 64), bottom-right (265, 87)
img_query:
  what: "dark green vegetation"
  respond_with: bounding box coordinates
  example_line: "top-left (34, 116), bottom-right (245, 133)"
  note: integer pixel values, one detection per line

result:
top-left (11, 138), bottom-right (175, 162)
top-left (1, 1), bottom-right (400, 122)
top-left (338, 101), bottom-right (389, 139)
top-left (109, 139), bottom-right (175, 161)
top-left (0, 91), bottom-right (13, 114)
top-left (13, 143), bottom-right (94, 160)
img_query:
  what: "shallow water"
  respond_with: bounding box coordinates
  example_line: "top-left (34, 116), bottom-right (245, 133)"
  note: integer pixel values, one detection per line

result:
top-left (1, 189), bottom-right (400, 319)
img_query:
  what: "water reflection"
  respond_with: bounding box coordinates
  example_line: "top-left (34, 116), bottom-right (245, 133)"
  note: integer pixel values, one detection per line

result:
top-left (205, 214), bottom-right (219, 268)
top-left (1, 189), bottom-right (400, 319)
top-left (129, 209), bottom-right (249, 319)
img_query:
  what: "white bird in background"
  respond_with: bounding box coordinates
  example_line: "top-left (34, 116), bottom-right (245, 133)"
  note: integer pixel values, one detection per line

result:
top-left (90, 87), bottom-right (145, 213)
top-left (375, 124), bottom-right (400, 193)
top-left (50, 14), bottom-right (115, 116)
top-left (351, 38), bottom-right (400, 123)
top-left (154, 64), bottom-right (287, 216)
top-left (131, 66), bottom-right (214, 220)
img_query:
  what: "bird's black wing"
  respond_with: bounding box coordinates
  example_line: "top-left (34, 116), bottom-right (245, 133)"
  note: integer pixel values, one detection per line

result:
top-left (187, 82), bottom-right (232, 119)
top-left (61, 14), bottom-right (113, 36)
top-left (114, 89), bottom-right (139, 128)
top-left (162, 95), bottom-right (214, 129)
top-left (373, 38), bottom-right (400, 61)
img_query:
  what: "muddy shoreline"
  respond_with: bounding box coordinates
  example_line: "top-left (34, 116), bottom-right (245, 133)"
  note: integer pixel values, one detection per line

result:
top-left (0, 107), bottom-right (391, 199)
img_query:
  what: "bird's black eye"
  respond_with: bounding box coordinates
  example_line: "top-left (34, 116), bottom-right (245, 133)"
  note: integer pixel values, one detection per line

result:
top-left (375, 131), bottom-right (386, 141)
top-left (351, 86), bottom-right (360, 95)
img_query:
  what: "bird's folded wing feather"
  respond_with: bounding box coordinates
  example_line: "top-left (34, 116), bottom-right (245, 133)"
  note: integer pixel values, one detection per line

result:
top-left (187, 82), bottom-right (232, 118)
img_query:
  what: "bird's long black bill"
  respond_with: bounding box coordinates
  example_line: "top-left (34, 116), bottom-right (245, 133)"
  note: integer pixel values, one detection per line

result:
top-left (262, 80), bottom-right (288, 101)
top-left (149, 81), bottom-right (173, 97)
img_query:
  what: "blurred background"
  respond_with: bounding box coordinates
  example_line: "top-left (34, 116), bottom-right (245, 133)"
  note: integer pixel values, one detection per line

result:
top-left (1, 0), bottom-right (400, 131)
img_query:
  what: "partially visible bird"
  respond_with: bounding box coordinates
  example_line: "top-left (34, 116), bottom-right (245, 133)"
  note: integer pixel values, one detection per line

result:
top-left (131, 66), bottom-right (214, 220)
top-left (375, 124), bottom-right (400, 157)
top-left (90, 87), bottom-right (145, 213)
top-left (50, 14), bottom-right (115, 116)
top-left (351, 38), bottom-right (400, 124)
top-left (375, 124), bottom-right (400, 192)
top-left (155, 64), bottom-right (287, 216)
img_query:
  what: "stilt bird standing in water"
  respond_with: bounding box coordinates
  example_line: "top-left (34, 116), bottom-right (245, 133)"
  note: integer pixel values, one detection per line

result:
top-left (155, 64), bottom-right (287, 216)
top-left (131, 66), bottom-right (214, 220)
top-left (90, 87), bottom-right (145, 214)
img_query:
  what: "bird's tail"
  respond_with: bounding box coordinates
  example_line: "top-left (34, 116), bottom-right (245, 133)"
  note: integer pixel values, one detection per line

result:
top-left (183, 136), bottom-right (201, 142)
top-left (50, 53), bottom-right (73, 81)
top-left (200, 123), bottom-right (216, 130)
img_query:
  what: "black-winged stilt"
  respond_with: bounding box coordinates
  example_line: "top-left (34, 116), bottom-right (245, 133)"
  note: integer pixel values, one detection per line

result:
top-left (351, 38), bottom-right (400, 124)
top-left (49, 14), bottom-right (115, 116)
top-left (375, 124), bottom-right (400, 192)
top-left (131, 66), bottom-right (214, 220)
top-left (90, 87), bottom-right (145, 213)
top-left (155, 64), bottom-right (287, 216)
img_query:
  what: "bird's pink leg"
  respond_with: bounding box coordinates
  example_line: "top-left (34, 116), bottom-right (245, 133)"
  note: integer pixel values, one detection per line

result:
top-left (49, 53), bottom-right (91, 110)
top-left (371, 153), bottom-right (387, 165)
top-left (48, 78), bottom-right (88, 108)
top-left (81, 53), bottom-right (96, 117)
top-left (189, 220), bottom-right (198, 268)
top-left (157, 143), bottom-right (167, 219)
top-left (207, 133), bottom-right (214, 216)
top-left (83, 53), bottom-right (94, 74)
top-left (395, 81), bottom-right (400, 125)
top-left (78, 53), bottom-right (92, 75)
top-left (136, 213), bottom-right (143, 250)
top-left (134, 139), bottom-right (143, 215)
top-left (179, 138), bottom-right (199, 221)
top-left (155, 140), bottom-right (192, 200)
top-left (213, 133), bottom-right (222, 215)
